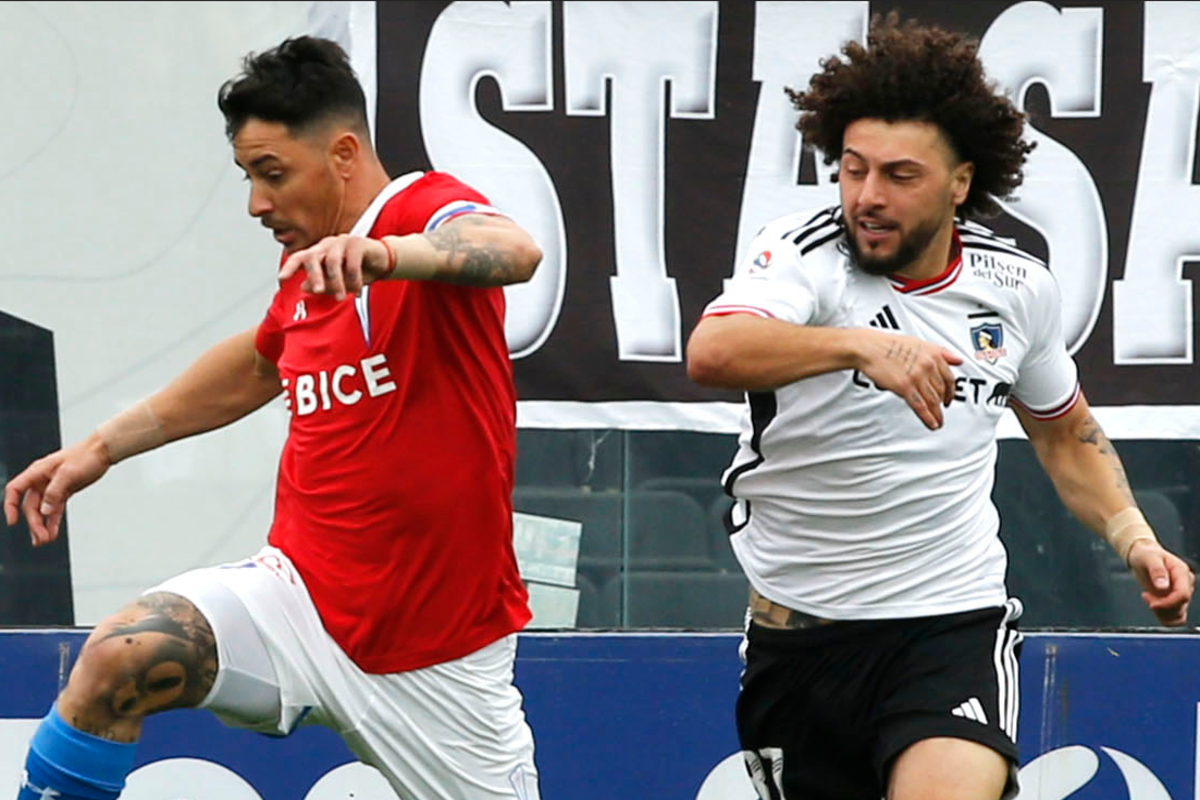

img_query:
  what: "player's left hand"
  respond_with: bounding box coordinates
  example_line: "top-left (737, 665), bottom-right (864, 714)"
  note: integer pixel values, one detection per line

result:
top-left (279, 234), bottom-right (393, 301)
top-left (1127, 540), bottom-right (1195, 626)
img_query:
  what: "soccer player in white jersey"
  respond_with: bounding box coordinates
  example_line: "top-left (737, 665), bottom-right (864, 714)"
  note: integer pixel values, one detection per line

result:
top-left (687, 14), bottom-right (1194, 800)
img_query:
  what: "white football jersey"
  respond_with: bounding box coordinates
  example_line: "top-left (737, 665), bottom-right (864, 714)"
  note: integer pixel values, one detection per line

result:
top-left (704, 206), bottom-right (1079, 619)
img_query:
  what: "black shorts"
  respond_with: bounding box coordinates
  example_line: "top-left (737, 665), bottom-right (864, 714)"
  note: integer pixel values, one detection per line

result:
top-left (737, 599), bottom-right (1023, 800)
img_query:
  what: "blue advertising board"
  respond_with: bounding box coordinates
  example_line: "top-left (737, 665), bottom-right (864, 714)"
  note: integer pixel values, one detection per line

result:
top-left (0, 630), bottom-right (1196, 799)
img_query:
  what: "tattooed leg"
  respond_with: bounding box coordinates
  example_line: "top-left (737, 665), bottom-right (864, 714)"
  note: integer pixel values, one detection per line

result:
top-left (56, 592), bottom-right (218, 742)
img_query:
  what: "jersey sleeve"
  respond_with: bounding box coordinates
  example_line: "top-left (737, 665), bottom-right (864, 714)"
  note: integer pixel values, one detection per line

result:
top-left (701, 229), bottom-right (821, 325)
top-left (1010, 270), bottom-right (1080, 420)
top-left (375, 172), bottom-right (507, 238)
top-left (255, 290), bottom-right (286, 363)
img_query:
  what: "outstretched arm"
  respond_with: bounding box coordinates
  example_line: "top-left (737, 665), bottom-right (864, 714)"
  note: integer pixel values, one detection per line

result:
top-left (4, 326), bottom-right (280, 545)
top-left (1016, 393), bottom-right (1195, 625)
top-left (278, 213), bottom-right (543, 300)
top-left (686, 313), bottom-right (962, 430)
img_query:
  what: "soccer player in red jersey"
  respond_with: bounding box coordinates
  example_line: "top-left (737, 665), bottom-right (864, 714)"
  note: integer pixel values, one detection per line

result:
top-left (4, 36), bottom-right (543, 800)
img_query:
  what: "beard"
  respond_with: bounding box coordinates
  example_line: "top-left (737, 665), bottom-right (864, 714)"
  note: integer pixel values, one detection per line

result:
top-left (844, 214), bottom-right (944, 276)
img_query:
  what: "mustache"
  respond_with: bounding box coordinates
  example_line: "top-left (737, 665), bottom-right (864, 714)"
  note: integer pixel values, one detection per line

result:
top-left (854, 212), bottom-right (898, 227)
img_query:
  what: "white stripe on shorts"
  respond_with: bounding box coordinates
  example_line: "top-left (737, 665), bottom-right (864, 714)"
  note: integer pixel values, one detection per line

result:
top-left (993, 598), bottom-right (1023, 741)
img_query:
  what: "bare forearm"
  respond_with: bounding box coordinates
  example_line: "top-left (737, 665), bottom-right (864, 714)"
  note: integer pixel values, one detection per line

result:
top-left (1023, 404), bottom-right (1136, 534)
top-left (687, 315), bottom-right (864, 390)
top-left (383, 214), bottom-right (542, 287)
top-left (142, 329), bottom-right (280, 445)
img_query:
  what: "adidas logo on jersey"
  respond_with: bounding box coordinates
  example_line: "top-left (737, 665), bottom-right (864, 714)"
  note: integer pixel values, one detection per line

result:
top-left (867, 304), bottom-right (900, 330)
top-left (951, 697), bottom-right (989, 725)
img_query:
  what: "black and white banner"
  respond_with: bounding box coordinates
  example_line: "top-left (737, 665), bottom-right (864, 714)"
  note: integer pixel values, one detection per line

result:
top-left (357, 1), bottom-right (1200, 435)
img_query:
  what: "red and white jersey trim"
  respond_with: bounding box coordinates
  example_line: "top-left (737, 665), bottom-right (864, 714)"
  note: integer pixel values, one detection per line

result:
top-left (424, 199), bottom-right (505, 231)
top-left (702, 304), bottom-right (775, 319)
top-left (1012, 382), bottom-right (1082, 420)
top-left (352, 171), bottom-right (425, 236)
top-left (890, 256), bottom-right (964, 295)
top-left (346, 172), bottom-right (426, 348)
top-left (889, 233), bottom-right (965, 296)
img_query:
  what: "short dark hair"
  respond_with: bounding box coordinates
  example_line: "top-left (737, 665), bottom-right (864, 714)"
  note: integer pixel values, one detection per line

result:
top-left (787, 13), bottom-right (1035, 219)
top-left (217, 36), bottom-right (369, 141)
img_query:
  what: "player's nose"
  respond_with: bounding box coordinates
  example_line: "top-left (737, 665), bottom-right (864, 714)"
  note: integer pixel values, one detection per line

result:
top-left (857, 170), bottom-right (887, 209)
top-left (248, 185), bottom-right (273, 218)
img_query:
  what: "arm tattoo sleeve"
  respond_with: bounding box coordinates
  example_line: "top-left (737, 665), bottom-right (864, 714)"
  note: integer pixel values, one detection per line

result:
top-left (425, 216), bottom-right (519, 287)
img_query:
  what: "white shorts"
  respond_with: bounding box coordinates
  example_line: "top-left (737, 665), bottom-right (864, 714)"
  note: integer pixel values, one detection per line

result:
top-left (148, 546), bottom-right (540, 800)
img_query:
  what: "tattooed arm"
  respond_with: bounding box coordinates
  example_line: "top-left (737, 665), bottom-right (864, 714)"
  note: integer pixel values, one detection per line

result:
top-left (400, 213), bottom-right (542, 287)
top-left (1016, 393), bottom-right (1194, 625)
top-left (277, 214), bottom-right (542, 300)
top-left (1015, 393), bottom-right (1135, 532)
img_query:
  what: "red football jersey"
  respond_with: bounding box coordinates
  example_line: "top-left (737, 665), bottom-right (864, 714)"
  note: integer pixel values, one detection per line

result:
top-left (255, 171), bottom-right (531, 673)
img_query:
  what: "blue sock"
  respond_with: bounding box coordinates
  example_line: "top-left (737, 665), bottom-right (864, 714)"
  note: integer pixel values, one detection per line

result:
top-left (17, 704), bottom-right (137, 800)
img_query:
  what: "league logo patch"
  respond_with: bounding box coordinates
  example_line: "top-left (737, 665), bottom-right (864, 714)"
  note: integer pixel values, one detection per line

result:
top-left (749, 251), bottom-right (772, 272)
top-left (971, 322), bottom-right (1008, 362)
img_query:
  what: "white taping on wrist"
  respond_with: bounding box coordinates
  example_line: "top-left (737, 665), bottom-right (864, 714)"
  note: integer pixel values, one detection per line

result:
top-left (96, 399), bottom-right (166, 464)
top-left (1104, 506), bottom-right (1158, 564)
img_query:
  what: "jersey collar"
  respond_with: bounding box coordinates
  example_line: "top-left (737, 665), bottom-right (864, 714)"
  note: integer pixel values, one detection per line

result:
top-left (888, 229), bottom-right (963, 296)
top-left (350, 171), bottom-right (426, 236)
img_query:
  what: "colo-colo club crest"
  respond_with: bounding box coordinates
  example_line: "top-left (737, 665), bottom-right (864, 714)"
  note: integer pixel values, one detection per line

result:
top-left (971, 322), bottom-right (1007, 362)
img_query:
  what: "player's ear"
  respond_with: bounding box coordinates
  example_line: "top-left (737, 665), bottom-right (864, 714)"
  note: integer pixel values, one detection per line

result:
top-left (328, 131), bottom-right (359, 179)
top-left (951, 161), bottom-right (974, 207)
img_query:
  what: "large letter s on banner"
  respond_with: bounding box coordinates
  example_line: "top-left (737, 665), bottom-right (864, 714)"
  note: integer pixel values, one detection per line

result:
top-left (419, 2), bottom-right (567, 359)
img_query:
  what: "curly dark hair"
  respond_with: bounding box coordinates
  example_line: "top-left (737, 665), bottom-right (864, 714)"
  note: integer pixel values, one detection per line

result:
top-left (217, 36), bottom-right (368, 142)
top-left (787, 13), bottom-right (1034, 219)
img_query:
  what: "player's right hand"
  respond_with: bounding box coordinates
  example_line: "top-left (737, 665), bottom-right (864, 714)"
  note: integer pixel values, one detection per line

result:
top-left (1127, 539), bottom-right (1195, 626)
top-left (3, 434), bottom-right (111, 547)
top-left (857, 329), bottom-right (963, 430)
top-left (278, 234), bottom-right (393, 301)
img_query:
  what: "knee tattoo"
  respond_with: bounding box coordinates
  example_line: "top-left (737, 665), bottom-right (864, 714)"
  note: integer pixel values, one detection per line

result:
top-left (78, 593), bottom-right (219, 719)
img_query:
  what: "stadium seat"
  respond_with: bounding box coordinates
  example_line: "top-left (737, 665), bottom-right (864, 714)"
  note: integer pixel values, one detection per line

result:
top-left (626, 490), bottom-right (712, 570)
top-left (637, 476), bottom-right (740, 570)
top-left (638, 476), bottom-right (726, 513)
top-left (575, 571), bottom-right (619, 629)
